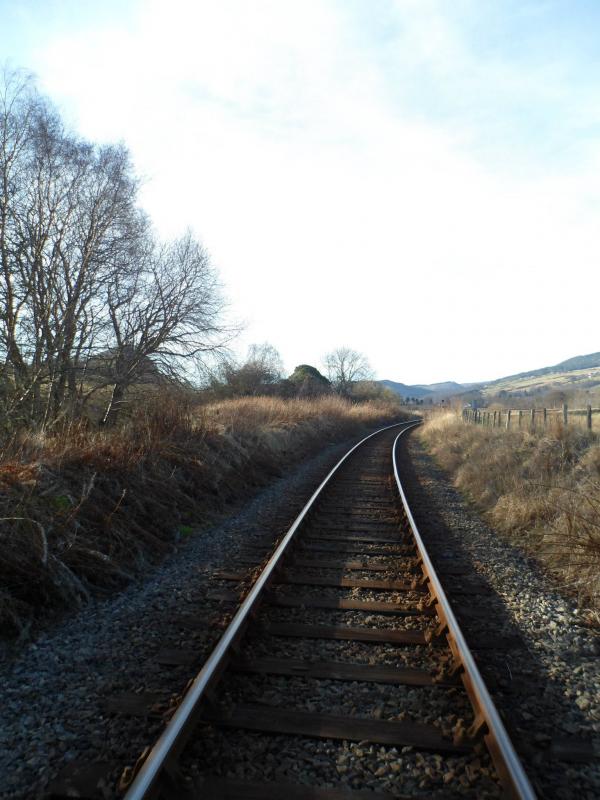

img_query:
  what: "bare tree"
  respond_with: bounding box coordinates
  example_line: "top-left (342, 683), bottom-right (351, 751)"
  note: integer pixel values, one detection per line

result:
top-left (209, 342), bottom-right (284, 398)
top-left (0, 67), bottom-right (145, 426)
top-left (245, 342), bottom-right (284, 383)
top-left (0, 67), bottom-right (40, 419)
top-left (100, 230), bottom-right (233, 425)
top-left (324, 346), bottom-right (374, 397)
top-left (0, 68), bottom-right (235, 430)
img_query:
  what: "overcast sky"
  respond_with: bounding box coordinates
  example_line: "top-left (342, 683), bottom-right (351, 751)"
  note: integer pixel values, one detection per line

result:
top-left (1, 0), bottom-right (599, 384)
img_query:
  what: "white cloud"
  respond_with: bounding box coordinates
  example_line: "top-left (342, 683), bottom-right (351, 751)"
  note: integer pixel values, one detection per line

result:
top-left (28, 0), bottom-right (600, 382)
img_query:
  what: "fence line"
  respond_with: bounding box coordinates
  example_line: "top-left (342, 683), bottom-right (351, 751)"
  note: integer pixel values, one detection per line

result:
top-left (462, 403), bottom-right (599, 431)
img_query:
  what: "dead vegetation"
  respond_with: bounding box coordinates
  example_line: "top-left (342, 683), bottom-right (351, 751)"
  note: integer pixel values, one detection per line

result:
top-left (0, 393), bottom-right (403, 637)
top-left (420, 412), bottom-right (600, 615)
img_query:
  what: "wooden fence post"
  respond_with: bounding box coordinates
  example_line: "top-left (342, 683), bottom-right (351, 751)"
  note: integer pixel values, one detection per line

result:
top-left (563, 403), bottom-right (568, 425)
top-left (493, 411), bottom-right (497, 428)
top-left (518, 410), bottom-right (523, 428)
top-left (531, 409), bottom-right (536, 430)
top-left (506, 409), bottom-right (511, 430)
top-left (587, 404), bottom-right (592, 431)
top-left (498, 410), bottom-right (502, 428)
top-left (543, 408), bottom-right (547, 427)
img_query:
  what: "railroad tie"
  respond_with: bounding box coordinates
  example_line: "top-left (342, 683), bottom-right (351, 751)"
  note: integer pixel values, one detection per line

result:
top-left (201, 705), bottom-right (471, 754)
top-left (231, 656), bottom-right (459, 687)
top-left (257, 621), bottom-right (431, 646)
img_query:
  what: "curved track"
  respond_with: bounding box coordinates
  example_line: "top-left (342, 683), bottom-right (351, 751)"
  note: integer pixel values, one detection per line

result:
top-left (122, 421), bottom-right (535, 799)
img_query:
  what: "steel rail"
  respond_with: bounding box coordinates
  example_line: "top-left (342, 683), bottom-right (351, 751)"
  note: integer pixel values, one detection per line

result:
top-left (124, 419), bottom-right (419, 800)
top-left (392, 427), bottom-right (537, 800)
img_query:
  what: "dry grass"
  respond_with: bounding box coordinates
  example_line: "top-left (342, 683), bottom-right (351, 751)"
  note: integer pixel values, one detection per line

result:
top-left (420, 411), bottom-right (600, 615)
top-left (0, 392), bottom-right (403, 637)
top-left (204, 395), bottom-right (398, 433)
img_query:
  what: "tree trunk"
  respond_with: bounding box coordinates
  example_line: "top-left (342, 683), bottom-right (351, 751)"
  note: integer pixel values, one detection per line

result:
top-left (101, 382), bottom-right (126, 427)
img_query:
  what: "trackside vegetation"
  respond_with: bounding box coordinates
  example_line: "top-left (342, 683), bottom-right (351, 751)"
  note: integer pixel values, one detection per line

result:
top-left (0, 394), bottom-right (405, 637)
top-left (420, 411), bottom-right (600, 617)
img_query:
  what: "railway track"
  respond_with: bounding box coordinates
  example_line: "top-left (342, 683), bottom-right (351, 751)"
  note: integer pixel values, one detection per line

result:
top-left (119, 421), bottom-right (535, 799)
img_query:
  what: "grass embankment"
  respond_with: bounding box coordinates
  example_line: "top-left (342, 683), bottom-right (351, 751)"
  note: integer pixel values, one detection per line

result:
top-left (0, 395), bottom-right (404, 636)
top-left (420, 412), bottom-right (600, 615)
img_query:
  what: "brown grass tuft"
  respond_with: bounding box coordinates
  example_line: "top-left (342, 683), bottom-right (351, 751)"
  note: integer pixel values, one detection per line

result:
top-left (420, 411), bottom-right (600, 614)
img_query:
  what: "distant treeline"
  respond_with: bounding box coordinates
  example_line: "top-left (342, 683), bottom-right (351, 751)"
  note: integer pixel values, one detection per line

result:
top-left (204, 345), bottom-right (397, 405)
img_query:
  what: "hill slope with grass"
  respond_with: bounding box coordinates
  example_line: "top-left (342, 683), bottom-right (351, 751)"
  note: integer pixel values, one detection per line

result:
top-left (383, 350), bottom-right (600, 402)
top-left (481, 355), bottom-right (600, 399)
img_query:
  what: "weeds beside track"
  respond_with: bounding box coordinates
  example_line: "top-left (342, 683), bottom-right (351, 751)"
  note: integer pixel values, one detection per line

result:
top-left (0, 395), bottom-right (404, 637)
top-left (420, 412), bottom-right (600, 615)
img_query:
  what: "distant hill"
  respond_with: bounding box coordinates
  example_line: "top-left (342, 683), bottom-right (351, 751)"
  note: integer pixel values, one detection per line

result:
top-left (482, 352), bottom-right (600, 398)
top-left (381, 379), bottom-right (468, 400)
top-left (381, 350), bottom-right (600, 401)
top-left (415, 381), bottom-right (466, 395)
top-left (486, 352), bottom-right (600, 386)
top-left (555, 352), bottom-right (600, 371)
top-left (380, 380), bottom-right (432, 399)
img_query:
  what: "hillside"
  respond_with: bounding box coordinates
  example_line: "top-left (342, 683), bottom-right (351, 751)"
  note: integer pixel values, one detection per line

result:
top-left (416, 381), bottom-right (466, 395)
top-left (479, 351), bottom-right (600, 398)
top-left (380, 379), bottom-right (469, 400)
top-left (482, 365), bottom-right (600, 398)
top-left (380, 380), bottom-right (433, 399)
top-left (381, 350), bottom-right (600, 401)
top-left (486, 351), bottom-right (600, 388)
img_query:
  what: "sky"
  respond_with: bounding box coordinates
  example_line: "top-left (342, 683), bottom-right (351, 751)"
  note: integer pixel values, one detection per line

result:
top-left (1, 0), bottom-right (599, 384)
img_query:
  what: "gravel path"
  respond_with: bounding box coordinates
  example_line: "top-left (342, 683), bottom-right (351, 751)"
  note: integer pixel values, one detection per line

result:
top-left (0, 436), bottom-right (357, 800)
top-left (398, 430), bottom-right (600, 800)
